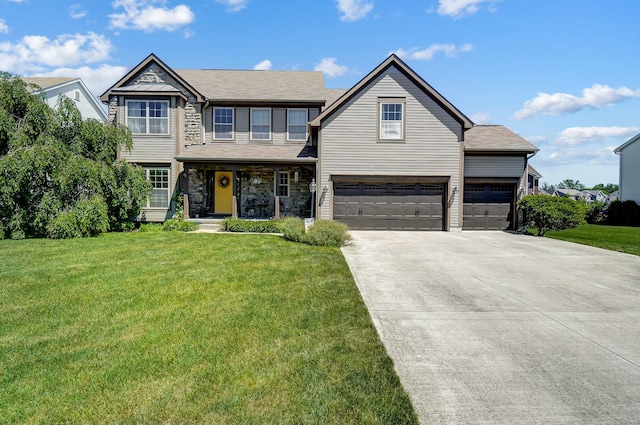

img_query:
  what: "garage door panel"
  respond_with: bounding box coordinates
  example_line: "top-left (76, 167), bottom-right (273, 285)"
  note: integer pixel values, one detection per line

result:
top-left (333, 182), bottom-right (445, 231)
top-left (463, 184), bottom-right (514, 230)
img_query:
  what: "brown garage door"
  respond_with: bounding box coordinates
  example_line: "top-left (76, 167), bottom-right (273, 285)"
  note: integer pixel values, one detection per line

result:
top-left (334, 182), bottom-right (445, 230)
top-left (463, 184), bottom-right (514, 230)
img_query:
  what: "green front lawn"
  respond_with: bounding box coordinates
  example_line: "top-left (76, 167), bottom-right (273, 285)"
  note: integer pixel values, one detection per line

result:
top-left (545, 224), bottom-right (640, 256)
top-left (0, 232), bottom-right (417, 424)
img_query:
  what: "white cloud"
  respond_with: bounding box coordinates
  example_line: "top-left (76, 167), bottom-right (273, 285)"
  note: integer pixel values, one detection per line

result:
top-left (0, 32), bottom-right (113, 74)
top-left (216, 0), bottom-right (248, 12)
top-left (437, 0), bottom-right (497, 18)
top-left (470, 112), bottom-right (491, 124)
top-left (109, 0), bottom-right (195, 32)
top-left (31, 64), bottom-right (128, 98)
top-left (336, 0), bottom-right (373, 22)
top-left (7, 0), bottom-right (27, 3)
top-left (392, 43), bottom-right (473, 61)
top-left (70, 4), bottom-right (87, 19)
top-left (545, 146), bottom-right (619, 166)
top-left (513, 84), bottom-right (640, 120)
top-left (313, 57), bottom-right (348, 78)
top-left (556, 126), bottom-right (640, 146)
top-left (526, 135), bottom-right (549, 145)
top-left (253, 59), bottom-right (272, 71)
top-left (0, 19), bottom-right (8, 34)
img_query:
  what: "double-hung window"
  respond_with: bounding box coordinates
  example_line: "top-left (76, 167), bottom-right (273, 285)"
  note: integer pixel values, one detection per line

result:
top-left (276, 172), bottom-right (289, 197)
top-left (287, 109), bottom-right (308, 141)
top-left (126, 100), bottom-right (169, 135)
top-left (145, 168), bottom-right (170, 208)
top-left (379, 100), bottom-right (404, 140)
top-left (251, 108), bottom-right (271, 140)
top-left (214, 107), bottom-right (234, 140)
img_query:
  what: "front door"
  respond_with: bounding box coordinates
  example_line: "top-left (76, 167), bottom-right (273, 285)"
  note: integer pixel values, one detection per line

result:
top-left (214, 171), bottom-right (233, 214)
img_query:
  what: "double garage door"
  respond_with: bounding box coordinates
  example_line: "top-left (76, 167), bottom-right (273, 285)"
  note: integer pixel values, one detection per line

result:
top-left (463, 184), bottom-right (515, 230)
top-left (333, 181), bottom-right (445, 230)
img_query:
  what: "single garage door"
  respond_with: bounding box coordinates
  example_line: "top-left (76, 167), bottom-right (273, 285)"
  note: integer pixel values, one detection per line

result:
top-left (333, 182), bottom-right (445, 230)
top-left (463, 184), bottom-right (514, 230)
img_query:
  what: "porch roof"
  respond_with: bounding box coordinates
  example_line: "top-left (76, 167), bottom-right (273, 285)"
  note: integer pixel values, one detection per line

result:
top-left (175, 144), bottom-right (317, 163)
top-left (464, 125), bottom-right (539, 153)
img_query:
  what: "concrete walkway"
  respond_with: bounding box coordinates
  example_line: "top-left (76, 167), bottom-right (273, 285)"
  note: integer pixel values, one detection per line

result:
top-left (341, 231), bottom-right (640, 425)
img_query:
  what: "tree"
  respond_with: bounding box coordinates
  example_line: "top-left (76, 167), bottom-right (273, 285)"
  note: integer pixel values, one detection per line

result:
top-left (556, 179), bottom-right (586, 190)
top-left (540, 181), bottom-right (555, 192)
top-left (590, 183), bottom-right (619, 194)
top-left (518, 194), bottom-right (585, 236)
top-left (0, 73), bottom-right (151, 239)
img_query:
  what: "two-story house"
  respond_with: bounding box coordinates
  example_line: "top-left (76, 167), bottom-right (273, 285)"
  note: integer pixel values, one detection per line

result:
top-left (101, 53), bottom-right (538, 231)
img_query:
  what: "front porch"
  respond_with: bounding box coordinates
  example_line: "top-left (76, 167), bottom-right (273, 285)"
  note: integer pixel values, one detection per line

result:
top-left (182, 163), bottom-right (316, 220)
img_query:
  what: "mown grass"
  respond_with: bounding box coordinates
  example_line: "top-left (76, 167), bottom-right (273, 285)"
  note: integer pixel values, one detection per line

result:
top-left (545, 224), bottom-right (640, 256)
top-left (0, 232), bottom-right (417, 424)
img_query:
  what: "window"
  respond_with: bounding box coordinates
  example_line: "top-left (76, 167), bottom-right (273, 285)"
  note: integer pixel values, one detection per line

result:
top-left (251, 108), bottom-right (271, 140)
top-left (145, 168), bottom-right (170, 208)
top-left (276, 172), bottom-right (289, 197)
top-left (126, 100), bottom-right (169, 135)
top-left (379, 101), bottom-right (404, 140)
top-left (214, 107), bottom-right (234, 140)
top-left (287, 109), bottom-right (308, 141)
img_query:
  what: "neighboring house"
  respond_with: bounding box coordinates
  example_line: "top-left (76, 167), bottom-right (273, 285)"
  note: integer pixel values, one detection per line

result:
top-left (582, 190), bottom-right (608, 204)
top-left (527, 164), bottom-right (542, 194)
top-left (101, 53), bottom-right (538, 230)
top-left (553, 188), bottom-right (587, 201)
top-left (23, 77), bottom-right (108, 122)
top-left (608, 190), bottom-right (619, 203)
top-left (614, 133), bottom-right (640, 205)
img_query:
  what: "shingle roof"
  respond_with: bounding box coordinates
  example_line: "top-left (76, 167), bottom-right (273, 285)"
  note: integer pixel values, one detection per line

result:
top-left (22, 77), bottom-right (76, 91)
top-left (175, 143), bottom-right (317, 163)
top-left (175, 69), bottom-right (327, 103)
top-left (465, 125), bottom-right (538, 153)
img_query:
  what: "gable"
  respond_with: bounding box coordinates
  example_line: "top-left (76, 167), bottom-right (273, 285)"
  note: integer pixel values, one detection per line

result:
top-left (100, 53), bottom-right (203, 103)
top-left (615, 132), bottom-right (640, 153)
top-left (311, 54), bottom-right (473, 130)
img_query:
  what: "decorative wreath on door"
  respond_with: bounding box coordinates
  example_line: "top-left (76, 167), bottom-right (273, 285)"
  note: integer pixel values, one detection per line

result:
top-left (218, 175), bottom-right (230, 188)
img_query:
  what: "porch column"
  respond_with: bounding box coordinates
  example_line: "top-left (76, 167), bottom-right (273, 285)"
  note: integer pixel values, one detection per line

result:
top-left (273, 167), bottom-right (282, 219)
top-left (232, 167), bottom-right (238, 218)
top-left (182, 163), bottom-right (191, 218)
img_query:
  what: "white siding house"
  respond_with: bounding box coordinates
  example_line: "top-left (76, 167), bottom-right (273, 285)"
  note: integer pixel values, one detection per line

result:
top-left (23, 77), bottom-right (108, 122)
top-left (615, 133), bottom-right (640, 204)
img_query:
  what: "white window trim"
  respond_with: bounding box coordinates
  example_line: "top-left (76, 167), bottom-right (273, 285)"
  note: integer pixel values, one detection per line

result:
top-left (213, 107), bottom-right (234, 141)
top-left (378, 99), bottom-right (405, 141)
top-left (287, 108), bottom-right (308, 141)
top-left (125, 99), bottom-right (170, 135)
top-left (250, 107), bottom-right (271, 141)
top-left (275, 171), bottom-right (290, 197)
top-left (144, 167), bottom-right (170, 209)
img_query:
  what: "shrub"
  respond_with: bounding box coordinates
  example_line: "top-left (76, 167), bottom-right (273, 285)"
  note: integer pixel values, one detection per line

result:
top-left (221, 218), bottom-right (281, 233)
top-left (279, 217), bottom-right (306, 243)
top-left (138, 222), bottom-right (163, 232)
top-left (162, 219), bottom-right (199, 232)
top-left (305, 219), bottom-right (351, 247)
top-left (47, 211), bottom-right (81, 239)
top-left (606, 200), bottom-right (640, 226)
top-left (518, 194), bottom-right (585, 236)
top-left (584, 202), bottom-right (606, 224)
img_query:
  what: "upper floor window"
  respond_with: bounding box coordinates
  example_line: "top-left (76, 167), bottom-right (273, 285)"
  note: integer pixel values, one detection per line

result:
top-left (379, 101), bottom-right (404, 140)
top-left (287, 109), bottom-right (308, 141)
top-left (251, 108), bottom-right (271, 140)
top-left (126, 100), bottom-right (169, 135)
top-left (145, 168), bottom-right (170, 208)
top-left (214, 107), bottom-right (234, 140)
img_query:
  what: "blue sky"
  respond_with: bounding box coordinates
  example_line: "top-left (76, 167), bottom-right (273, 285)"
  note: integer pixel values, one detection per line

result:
top-left (1, 0), bottom-right (639, 187)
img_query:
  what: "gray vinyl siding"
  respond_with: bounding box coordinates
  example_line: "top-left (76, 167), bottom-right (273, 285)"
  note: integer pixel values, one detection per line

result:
top-left (620, 141), bottom-right (640, 204)
top-left (318, 65), bottom-right (464, 229)
top-left (116, 95), bottom-right (180, 221)
top-left (464, 156), bottom-right (525, 178)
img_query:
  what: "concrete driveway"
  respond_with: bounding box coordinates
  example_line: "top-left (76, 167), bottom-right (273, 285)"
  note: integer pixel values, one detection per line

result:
top-left (341, 231), bottom-right (640, 425)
